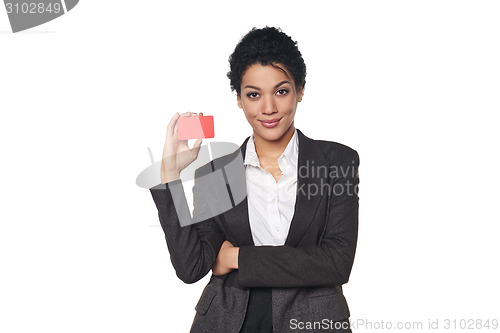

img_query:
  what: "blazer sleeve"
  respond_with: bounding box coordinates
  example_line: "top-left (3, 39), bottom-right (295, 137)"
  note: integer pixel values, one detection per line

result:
top-left (237, 150), bottom-right (360, 288)
top-left (149, 170), bottom-right (226, 284)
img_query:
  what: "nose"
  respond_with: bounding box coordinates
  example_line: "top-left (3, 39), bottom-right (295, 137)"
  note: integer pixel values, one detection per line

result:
top-left (261, 95), bottom-right (277, 115)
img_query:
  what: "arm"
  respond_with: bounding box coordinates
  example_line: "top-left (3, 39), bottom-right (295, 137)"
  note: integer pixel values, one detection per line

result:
top-left (150, 176), bottom-right (225, 284)
top-left (212, 240), bottom-right (239, 276)
top-left (235, 150), bottom-right (360, 288)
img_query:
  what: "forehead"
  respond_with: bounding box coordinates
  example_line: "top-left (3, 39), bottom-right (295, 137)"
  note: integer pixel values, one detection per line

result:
top-left (241, 63), bottom-right (293, 87)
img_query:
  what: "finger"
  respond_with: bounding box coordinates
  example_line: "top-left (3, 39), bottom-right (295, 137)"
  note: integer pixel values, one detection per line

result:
top-left (167, 112), bottom-right (180, 137)
top-left (192, 138), bottom-right (203, 154)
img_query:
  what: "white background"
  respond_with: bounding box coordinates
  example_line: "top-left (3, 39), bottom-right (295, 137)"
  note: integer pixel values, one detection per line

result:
top-left (1, 1), bottom-right (499, 332)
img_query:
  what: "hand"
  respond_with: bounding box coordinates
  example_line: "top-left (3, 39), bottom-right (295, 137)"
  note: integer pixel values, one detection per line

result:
top-left (212, 241), bottom-right (239, 276)
top-left (161, 112), bottom-right (204, 183)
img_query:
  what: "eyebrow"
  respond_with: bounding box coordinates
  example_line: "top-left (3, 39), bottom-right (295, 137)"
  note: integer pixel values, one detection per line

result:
top-left (243, 80), bottom-right (290, 91)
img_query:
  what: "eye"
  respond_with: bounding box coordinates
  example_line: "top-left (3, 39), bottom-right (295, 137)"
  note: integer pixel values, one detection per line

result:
top-left (276, 88), bottom-right (289, 96)
top-left (246, 92), bottom-right (260, 99)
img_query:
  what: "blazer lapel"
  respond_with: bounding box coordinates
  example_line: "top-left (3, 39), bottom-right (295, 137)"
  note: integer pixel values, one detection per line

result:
top-left (221, 129), bottom-right (329, 248)
top-left (285, 129), bottom-right (329, 247)
top-left (220, 136), bottom-right (255, 246)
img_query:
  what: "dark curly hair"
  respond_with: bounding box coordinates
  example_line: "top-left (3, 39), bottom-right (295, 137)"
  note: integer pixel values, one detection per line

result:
top-left (227, 26), bottom-right (307, 96)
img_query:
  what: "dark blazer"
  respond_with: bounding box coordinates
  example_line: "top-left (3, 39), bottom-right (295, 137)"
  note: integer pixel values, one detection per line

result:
top-left (150, 128), bottom-right (360, 333)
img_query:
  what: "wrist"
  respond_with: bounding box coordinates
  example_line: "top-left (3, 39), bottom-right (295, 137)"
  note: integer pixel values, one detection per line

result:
top-left (232, 247), bottom-right (239, 269)
top-left (162, 170), bottom-right (180, 183)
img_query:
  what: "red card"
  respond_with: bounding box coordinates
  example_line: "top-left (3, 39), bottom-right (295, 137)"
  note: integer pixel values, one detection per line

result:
top-left (177, 115), bottom-right (214, 140)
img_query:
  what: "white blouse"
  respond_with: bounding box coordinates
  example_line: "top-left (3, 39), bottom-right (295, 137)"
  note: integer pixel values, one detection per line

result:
top-left (244, 128), bottom-right (299, 246)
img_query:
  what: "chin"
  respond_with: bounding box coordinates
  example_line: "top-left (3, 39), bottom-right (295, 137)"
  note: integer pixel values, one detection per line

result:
top-left (255, 128), bottom-right (287, 142)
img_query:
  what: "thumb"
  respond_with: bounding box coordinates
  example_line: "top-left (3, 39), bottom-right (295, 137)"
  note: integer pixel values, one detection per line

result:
top-left (192, 138), bottom-right (203, 154)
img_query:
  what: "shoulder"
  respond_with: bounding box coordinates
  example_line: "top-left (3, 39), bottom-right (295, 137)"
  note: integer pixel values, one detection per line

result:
top-left (317, 140), bottom-right (358, 164)
top-left (298, 129), bottom-right (359, 166)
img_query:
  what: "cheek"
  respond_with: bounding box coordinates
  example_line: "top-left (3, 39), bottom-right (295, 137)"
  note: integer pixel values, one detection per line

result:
top-left (243, 109), bottom-right (257, 122)
top-left (278, 97), bottom-right (296, 113)
top-left (243, 103), bottom-right (260, 117)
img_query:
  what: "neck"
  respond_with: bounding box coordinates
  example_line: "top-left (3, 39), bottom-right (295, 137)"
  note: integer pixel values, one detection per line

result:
top-left (254, 124), bottom-right (295, 159)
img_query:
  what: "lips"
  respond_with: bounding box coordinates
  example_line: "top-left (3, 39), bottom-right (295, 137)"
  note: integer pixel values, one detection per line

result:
top-left (260, 118), bottom-right (282, 128)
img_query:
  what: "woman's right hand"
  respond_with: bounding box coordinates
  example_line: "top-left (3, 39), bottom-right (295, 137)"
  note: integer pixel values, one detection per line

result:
top-left (161, 112), bottom-right (204, 183)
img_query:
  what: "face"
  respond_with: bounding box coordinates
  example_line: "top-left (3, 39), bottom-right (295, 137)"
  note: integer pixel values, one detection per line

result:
top-left (237, 63), bottom-right (303, 143)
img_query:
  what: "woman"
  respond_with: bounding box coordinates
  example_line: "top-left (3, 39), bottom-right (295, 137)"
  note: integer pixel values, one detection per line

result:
top-left (150, 26), bottom-right (360, 333)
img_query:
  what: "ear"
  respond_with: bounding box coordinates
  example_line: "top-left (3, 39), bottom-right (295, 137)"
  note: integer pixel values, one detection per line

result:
top-left (237, 93), bottom-right (243, 109)
top-left (297, 86), bottom-right (304, 102)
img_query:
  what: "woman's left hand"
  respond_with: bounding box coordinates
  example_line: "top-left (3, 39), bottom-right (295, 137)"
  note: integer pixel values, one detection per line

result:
top-left (212, 241), bottom-right (239, 276)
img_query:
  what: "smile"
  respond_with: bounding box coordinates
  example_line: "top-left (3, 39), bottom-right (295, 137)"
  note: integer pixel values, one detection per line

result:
top-left (260, 118), bottom-right (282, 128)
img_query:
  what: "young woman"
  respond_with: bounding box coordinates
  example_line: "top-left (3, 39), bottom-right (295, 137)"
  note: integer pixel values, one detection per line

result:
top-left (151, 26), bottom-right (360, 333)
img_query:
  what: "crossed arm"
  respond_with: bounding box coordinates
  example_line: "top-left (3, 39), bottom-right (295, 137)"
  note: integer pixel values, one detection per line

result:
top-left (213, 156), bottom-right (359, 288)
top-left (150, 150), bottom-right (359, 288)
